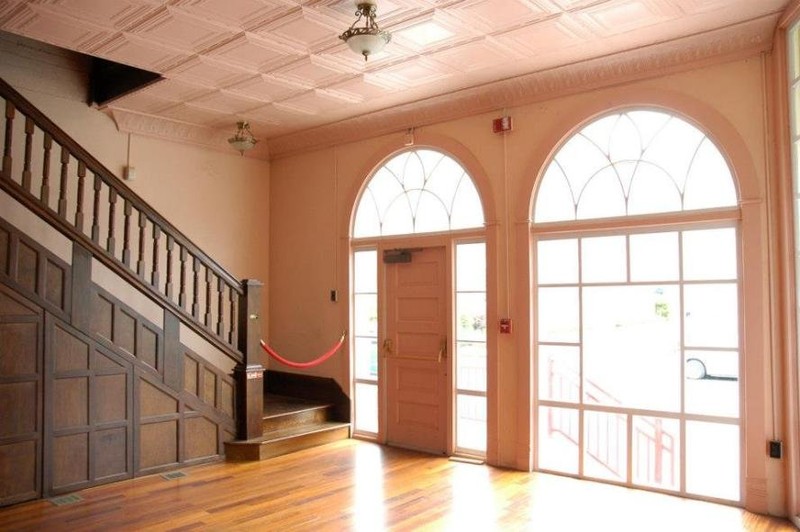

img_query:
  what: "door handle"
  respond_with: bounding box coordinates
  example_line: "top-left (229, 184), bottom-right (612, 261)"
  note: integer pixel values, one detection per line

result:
top-left (438, 337), bottom-right (447, 362)
top-left (383, 338), bottom-right (393, 357)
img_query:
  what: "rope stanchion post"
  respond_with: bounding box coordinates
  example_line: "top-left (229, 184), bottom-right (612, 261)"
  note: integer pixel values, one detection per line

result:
top-left (234, 279), bottom-right (264, 440)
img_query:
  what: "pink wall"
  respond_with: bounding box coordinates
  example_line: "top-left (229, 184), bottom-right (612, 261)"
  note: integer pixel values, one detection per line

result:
top-left (268, 55), bottom-right (793, 515)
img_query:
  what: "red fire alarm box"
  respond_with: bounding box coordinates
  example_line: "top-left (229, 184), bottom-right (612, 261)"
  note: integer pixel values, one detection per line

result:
top-left (492, 116), bottom-right (513, 133)
top-left (499, 318), bottom-right (512, 334)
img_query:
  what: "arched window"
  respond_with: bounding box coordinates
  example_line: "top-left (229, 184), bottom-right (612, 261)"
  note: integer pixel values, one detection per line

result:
top-left (353, 149), bottom-right (484, 237)
top-left (534, 110), bottom-right (737, 222)
top-left (532, 108), bottom-right (741, 503)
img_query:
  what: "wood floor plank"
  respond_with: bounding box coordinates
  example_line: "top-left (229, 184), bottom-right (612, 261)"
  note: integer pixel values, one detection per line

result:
top-left (0, 439), bottom-right (794, 531)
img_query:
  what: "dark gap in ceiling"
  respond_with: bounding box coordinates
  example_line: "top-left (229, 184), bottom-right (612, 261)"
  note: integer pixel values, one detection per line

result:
top-left (89, 57), bottom-right (162, 107)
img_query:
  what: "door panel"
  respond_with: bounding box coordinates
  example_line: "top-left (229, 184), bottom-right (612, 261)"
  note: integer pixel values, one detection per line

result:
top-left (0, 285), bottom-right (42, 507)
top-left (385, 246), bottom-right (448, 454)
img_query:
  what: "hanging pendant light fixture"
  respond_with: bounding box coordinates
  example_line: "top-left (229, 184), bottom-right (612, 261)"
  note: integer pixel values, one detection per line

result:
top-left (228, 121), bottom-right (258, 154)
top-left (339, 0), bottom-right (391, 61)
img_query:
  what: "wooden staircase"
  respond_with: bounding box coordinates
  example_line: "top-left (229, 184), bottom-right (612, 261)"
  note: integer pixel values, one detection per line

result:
top-left (224, 394), bottom-right (350, 461)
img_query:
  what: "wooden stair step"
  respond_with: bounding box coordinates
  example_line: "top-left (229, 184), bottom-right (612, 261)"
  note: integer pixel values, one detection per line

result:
top-left (225, 421), bottom-right (350, 461)
top-left (262, 394), bottom-right (334, 432)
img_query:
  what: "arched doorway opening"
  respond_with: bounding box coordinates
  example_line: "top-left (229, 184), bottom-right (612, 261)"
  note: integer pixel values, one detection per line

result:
top-left (351, 148), bottom-right (487, 456)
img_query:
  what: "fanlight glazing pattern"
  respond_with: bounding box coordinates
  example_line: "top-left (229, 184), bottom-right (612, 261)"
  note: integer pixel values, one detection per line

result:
top-left (354, 149), bottom-right (484, 237)
top-left (533, 110), bottom-right (737, 223)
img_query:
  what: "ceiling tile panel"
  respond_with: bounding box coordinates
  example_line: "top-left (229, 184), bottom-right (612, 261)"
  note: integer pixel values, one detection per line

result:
top-left (493, 13), bottom-right (588, 54)
top-left (250, 7), bottom-right (341, 53)
top-left (430, 36), bottom-right (522, 73)
top-left (140, 78), bottom-right (212, 102)
top-left (165, 56), bottom-right (252, 88)
top-left (90, 33), bottom-right (192, 72)
top-left (371, 57), bottom-right (454, 88)
top-left (577, 0), bottom-right (677, 35)
top-left (270, 56), bottom-right (353, 89)
top-left (225, 74), bottom-right (306, 103)
top-left (125, 6), bottom-right (237, 54)
top-left (327, 74), bottom-right (401, 102)
top-left (276, 88), bottom-right (356, 115)
top-left (447, 0), bottom-right (554, 34)
top-left (390, 10), bottom-right (474, 51)
top-left (187, 89), bottom-right (264, 113)
top-left (169, 0), bottom-right (296, 31)
top-left (34, 0), bottom-right (160, 30)
top-left (311, 0), bottom-right (428, 27)
top-left (104, 90), bottom-right (176, 114)
top-left (202, 33), bottom-right (302, 73)
top-left (247, 102), bottom-right (320, 125)
top-left (159, 102), bottom-right (230, 126)
top-left (1, 4), bottom-right (111, 51)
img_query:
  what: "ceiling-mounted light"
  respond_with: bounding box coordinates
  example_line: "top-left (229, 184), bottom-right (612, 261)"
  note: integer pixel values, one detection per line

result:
top-left (339, 0), bottom-right (391, 61)
top-left (228, 121), bottom-right (258, 154)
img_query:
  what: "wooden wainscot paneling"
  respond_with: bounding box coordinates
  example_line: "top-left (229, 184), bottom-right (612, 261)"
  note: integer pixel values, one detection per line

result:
top-left (137, 376), bottom-right (179, 474)
top-left (0, 219), bottom-right (70, 320)
top-left (44, 316), bottom-right (133, 495)
top-left (0, 283), bottom-right (43, 507)
top-left (183, 349), bottom-right (236, 422)
top-left (89, 286), bottom-right (163, 376)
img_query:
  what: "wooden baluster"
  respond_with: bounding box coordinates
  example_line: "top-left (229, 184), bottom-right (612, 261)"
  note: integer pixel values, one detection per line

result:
top-left (107, 188), bottom-right (117, 255)
top-left (217, 276), bottom-right (224, 336)
top-left (151, 224), bottom-right (160, 288)
top-left (205, 268), bottom-right (213, 328)
top-left (41, 133), bottom-right (52, 206)
top-left (91, 174), bottom-right (101, 244)
top-left (2, 100), bottom-right (13, 180)
top-left (192, 256), bottom-right (200, 319)
top-left (21, 116), bottom-right (33, 190)
top-left (122, 200), bottom-right (132, 267)
top-left (75, 161), bottom-right (86, 232)
top-left (137, 211), bottom-right (147, 278)
top-left (179, 246), bottom-right (188, 309)
top-left (229, 287), bottom-right (237, 346)
top-left (165, 235), bottom-right (175, 300)
top-left (58, 145), bottom-right (69, 218)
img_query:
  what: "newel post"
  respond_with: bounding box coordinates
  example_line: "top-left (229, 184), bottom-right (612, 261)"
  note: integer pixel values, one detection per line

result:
top-left (235, 279), bottom-right (264, 440)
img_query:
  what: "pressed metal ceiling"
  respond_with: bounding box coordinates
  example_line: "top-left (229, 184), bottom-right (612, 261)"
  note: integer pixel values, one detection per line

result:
top-left (0, 0), bottom-right (792, 157)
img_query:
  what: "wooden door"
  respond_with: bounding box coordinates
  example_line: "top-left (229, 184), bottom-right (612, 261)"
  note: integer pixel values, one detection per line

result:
top-left (0, 284), bottom-right (43, 507)
top-left (384, 246), bottom-right (448, 454)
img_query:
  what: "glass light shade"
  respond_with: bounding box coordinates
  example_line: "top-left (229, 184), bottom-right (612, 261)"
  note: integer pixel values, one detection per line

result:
top-left (228, 138), bottom-right (256, 152)
top-left (345, 32), bottom-right (390, 58)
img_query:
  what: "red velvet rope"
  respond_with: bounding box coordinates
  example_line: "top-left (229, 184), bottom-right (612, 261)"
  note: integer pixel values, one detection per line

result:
top-left (259, 331), bottom-right (347, 369)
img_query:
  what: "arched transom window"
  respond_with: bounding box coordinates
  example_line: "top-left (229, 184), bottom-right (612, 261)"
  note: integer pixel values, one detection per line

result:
top-left (353, 149), bottom-right (483, 238)
top-left (534, 110), bottom-right (737, 222)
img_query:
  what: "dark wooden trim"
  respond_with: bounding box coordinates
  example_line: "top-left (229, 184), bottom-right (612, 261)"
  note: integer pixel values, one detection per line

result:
top-left (70, 243), bottom-right (91, 331)
top-left (266, 370), bottom-right (351, 423)
top-left (162, 309), bottom-right (182, 392)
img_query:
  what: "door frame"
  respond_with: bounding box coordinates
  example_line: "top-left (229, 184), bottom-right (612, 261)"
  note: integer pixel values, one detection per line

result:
top-left (377, 234), bottom-right (455, 454)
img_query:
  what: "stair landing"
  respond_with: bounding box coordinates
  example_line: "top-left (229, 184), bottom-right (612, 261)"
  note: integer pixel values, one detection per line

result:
top-left (225, 395), bottom-right (350, 461)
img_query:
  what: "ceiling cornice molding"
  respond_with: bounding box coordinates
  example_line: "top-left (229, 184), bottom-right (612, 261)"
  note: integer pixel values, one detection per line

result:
top-left (109, 108), bottom-right (270, 160)
top-left (266, 14), bottom-right (779, 160)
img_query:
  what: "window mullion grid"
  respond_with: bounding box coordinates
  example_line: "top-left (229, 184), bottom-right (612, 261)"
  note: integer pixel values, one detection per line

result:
top-left (578, 236), bottom-right (585, 478)
top-left (678, 229), bottom-right (687, 497)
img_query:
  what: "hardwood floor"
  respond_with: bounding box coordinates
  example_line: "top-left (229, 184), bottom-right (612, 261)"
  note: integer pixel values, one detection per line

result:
top-left (0, 439), bottom-right (795, 531)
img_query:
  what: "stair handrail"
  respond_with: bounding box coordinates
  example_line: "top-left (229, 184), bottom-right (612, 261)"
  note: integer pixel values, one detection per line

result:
top-left (0, 76), bottom-right (246, 362)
